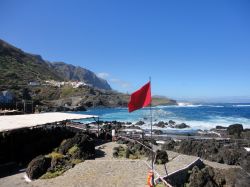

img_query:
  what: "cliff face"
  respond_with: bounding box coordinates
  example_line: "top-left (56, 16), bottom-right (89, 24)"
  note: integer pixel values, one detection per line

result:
top-left (51, 62), bottom-right (111, 90)
top-left (0, 39), bottom-right (111, 90)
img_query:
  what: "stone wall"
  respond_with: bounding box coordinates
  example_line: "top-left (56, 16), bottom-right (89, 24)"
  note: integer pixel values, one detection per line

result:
top-left (164, 158), bottom-right (204, 186)
top-left (0, 125), bottom-right (76, 167)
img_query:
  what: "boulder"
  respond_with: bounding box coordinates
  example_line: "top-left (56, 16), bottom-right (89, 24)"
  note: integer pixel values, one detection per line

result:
top-left (169, 120), bottom-right (176, 125)
top-left (155, 150), bottom-right (168, 164)
top-left (135, 121), bottom-right (145, 126)
top-left (216, 126), bottom-right (227, 130)
top-left (175, 123), bottom-right (190, 129)
top-left (153, 129), bottom-right (163, 135)
top-left (161, 140), bottom-right (176, 151)
top-left (58, 133), bottom-right (95, 160)
top-left (154, 121), bottom-right (166, 128)
top-left (26, 155), bottom-right (51, 180)
top-left (227, 124), bottom-right (243, 138)
top-left (188, 166), bottom-right (224, 187)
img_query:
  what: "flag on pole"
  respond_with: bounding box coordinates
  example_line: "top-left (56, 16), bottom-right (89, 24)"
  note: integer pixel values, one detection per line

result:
top-left (128, 81), bottom-right (151, 112)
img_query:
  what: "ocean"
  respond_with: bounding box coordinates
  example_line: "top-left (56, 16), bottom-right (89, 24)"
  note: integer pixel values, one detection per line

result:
top-left (74, 103), bottom-right (250, 131)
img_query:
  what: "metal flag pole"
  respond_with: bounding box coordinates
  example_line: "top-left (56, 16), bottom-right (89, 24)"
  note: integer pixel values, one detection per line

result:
top-left (149, 76), bottom-right (154, 185)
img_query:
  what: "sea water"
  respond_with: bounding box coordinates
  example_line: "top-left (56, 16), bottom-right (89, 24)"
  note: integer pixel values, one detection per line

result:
top-left (73, 103), bottom-right (250, 131)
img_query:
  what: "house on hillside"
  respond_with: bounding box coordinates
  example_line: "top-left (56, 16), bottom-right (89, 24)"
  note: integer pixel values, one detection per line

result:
top-left (0, 90), bottom-right (14, 103)
top-left (28, 81), bottom-right (40, 86)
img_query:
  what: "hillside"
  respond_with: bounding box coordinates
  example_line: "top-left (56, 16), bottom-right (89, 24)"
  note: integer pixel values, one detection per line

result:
top-left (0, 39), bottom-right (111, 90)
top-left (0, 39), bottom-right (62, 87)
top-left (51, 62), bottom-right (111, 90)
top-left (0, 39), bottom-right (176, 110)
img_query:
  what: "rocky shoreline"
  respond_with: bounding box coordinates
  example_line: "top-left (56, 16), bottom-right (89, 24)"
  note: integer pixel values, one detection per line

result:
top-left (1, 119), bottom-right (249, 186)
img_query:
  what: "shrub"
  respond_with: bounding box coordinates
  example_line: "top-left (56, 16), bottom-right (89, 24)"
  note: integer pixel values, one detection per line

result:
top-left (46, 152), bottom-right (64, 159)
top-left (68, 145), bottom-right (79, 155)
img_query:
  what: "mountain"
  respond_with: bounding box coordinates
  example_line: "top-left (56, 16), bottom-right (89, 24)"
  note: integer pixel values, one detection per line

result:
top-left (0, 39), bottom-right (176, 110)
top-left (0, 39), bottom-right (62, 87)
top-left (51, 62), bottom-right (111, 90)
top-left (0, 39), bottom-right (111, 90)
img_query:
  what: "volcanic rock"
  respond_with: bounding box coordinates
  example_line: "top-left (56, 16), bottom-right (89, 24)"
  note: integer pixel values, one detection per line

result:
top-left (26, 155), bottom-right (51, 180)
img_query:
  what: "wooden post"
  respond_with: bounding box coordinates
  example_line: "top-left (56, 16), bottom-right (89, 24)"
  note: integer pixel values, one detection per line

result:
top-left (97, 117), bottom-right (100, 138)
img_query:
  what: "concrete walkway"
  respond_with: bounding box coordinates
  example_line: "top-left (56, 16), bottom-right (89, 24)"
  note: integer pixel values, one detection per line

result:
top-left (0, 142), bottom-right (242, 187)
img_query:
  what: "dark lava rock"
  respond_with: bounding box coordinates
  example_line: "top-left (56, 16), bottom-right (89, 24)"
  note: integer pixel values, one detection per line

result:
top-left (227, 124), bottom-right (243, 138)
top-left (234, 169), bottom-right (250, 187)
top-left (155, 150), bottom-right (168, 164)
top-left (135, 121), bottom-right (145, 126)
top-left (188, 166), bottom-right (225, 187)
top-left (153, 129), bottom-right (164, 135)
top-left (218, 147), bottom-right (244, 165)
top-left (216, 126), bottom-right (227, 130)
top-left (175, 123), bottom-right (190, 129)
top-left (239, 153), bottom-right (250, 173)
top-left (223, 168), bottom-right (250, 187)
top-left (169, 120), bottom-right (176, 125)
top-left (26, 155), bottom-right (51, 180)
top-left (177, 139), bottom-right (249, 167)
top-left (125, 125), bottom-right (141, 129)
top-left (154, 121), bottom-right (166, 128)
top-left (178, 140), bottom-right (221, 161)
top-left (161, 140), bottom-right (176, 151)
top-left (58, 133), bottom-right (95, 160)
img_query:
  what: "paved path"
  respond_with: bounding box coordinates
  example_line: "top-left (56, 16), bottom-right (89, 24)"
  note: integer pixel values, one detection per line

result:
top-left (0, 142), bottom-right (243, 187)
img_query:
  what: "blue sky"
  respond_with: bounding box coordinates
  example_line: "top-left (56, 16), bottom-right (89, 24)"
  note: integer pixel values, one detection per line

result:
top-left (1, 0), bottom-right (250, 102)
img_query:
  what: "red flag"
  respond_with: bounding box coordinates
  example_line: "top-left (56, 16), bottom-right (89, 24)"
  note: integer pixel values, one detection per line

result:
top-left (128, 82), bottom-right (151, 112)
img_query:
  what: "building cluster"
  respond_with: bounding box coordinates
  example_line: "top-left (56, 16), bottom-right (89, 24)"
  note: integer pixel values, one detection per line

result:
top-left (28, 80), bottom-right (88, 88)
top-left (44, 80), bottom-right (87, 88)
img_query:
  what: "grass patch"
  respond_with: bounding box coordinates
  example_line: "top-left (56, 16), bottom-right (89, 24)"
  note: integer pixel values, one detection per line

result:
top-left (71, 159), bottom-right (83, 165)
top-left (155, 183), bottom-right (166, 187)
top-left (68, 145), bottom-right (79, 155)
top-left (46, 152), bottom-right (64, 159)
top-left (40, 169), bottom-right (66, 179)
top-left (61, 86), bottom-right (76, 97)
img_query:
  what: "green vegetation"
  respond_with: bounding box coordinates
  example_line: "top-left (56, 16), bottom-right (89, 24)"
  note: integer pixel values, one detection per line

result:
top-left (113, 145), bottom-right (144, 159)
top-left (71, 159), bottom-right (83, 165)
top-left (61, 86), bottom-right (77, 97)
top-left (155, 183), bottom-right (166, 187)
top-left (46, 152), bottom-right (64, 159)
top-left (68, 145), bottom-right (80, 156)
top-left (40, 169), bottom-right (66, 179)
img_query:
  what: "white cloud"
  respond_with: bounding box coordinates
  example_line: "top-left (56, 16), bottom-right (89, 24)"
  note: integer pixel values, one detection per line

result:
top-left (97, 72), bottom-right (110, 79)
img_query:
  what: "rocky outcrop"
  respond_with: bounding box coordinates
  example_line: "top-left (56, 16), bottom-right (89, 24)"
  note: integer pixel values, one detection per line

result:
top-left (155, 150), bottom-right (168, 164)
top-left (175, 123), bottom-right (190, 129)
top-left (187, 166), bottom-right (250, 187)
top-left (177, 139), bottom-right (249, 172)
top-left (26, 155), bottom-right (51, 180)
top-left (187, 166), bottom-right (225, 187)
top-left (153, 129), bottom-right (164, 135)
top-left (135, 121), bottom-right (145, 126)
top-left (51, 62), bottom-right (112, 90)
top-left (227, 124), bottom-right (244, 138)
top-left (161, 140), bottom-right (176, 151)
top-left (58, 132), bottom-right (95, 160)
top-left (154, 121), bottom-right (167, 128)
top-left (26, 133), bottom-right (95, 180)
